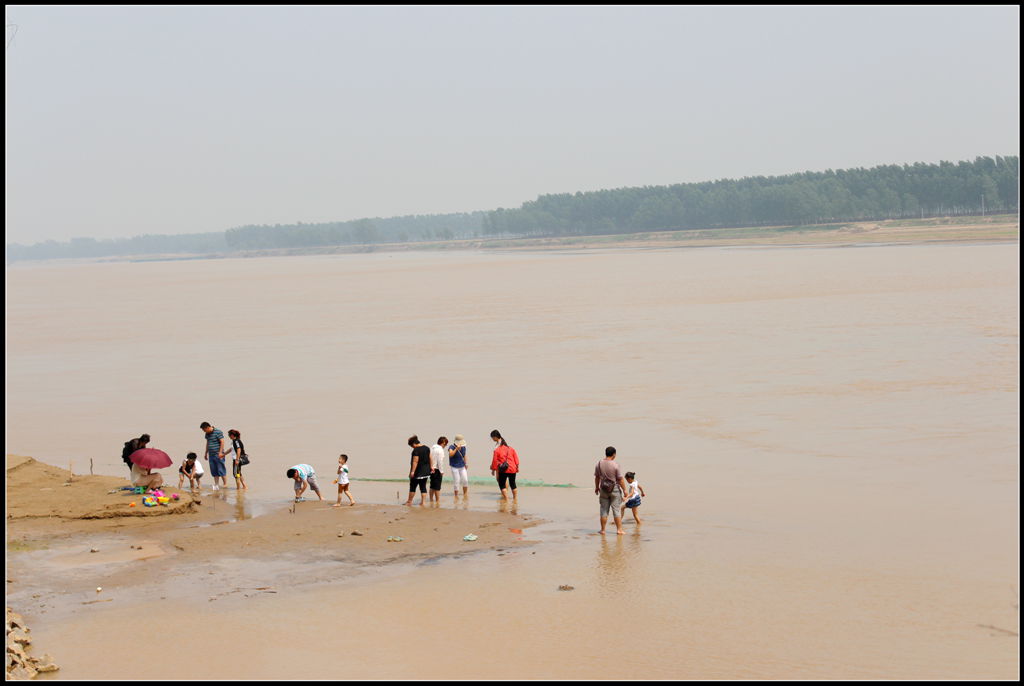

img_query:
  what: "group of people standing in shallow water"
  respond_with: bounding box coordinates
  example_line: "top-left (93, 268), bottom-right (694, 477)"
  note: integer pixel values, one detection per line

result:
top-left (404, 429), bottom-right (519, 505)
top-left (188, 422), bottom-right (249, 491)
top-left (285, 431), bottom-right (648, 536)
top-left (120, 422), bottom-right (250, 492)
top-left (123, 425), bottom-right (647, 534)
top-left (594, 445), bottom-right (645, 535)
top-left (403, 429), bottom-right (519, 505)
top-left (284, 429), bottom-right (521, 507)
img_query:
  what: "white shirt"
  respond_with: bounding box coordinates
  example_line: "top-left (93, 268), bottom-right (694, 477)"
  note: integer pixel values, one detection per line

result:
top-left (130, 463), bottom-right (148, 486)
top-left (626, 480), bottom-right (641, 501)
top-left (337, 463), bottom-right (350, 485)
top-left (430, 444), bottom-right (445, 474)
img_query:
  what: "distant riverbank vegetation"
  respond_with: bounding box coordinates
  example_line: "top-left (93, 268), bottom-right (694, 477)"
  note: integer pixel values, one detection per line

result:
top-left (7, 155), bottom-right (1017, 263)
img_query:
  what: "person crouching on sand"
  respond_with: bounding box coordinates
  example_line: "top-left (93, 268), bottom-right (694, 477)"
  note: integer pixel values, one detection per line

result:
top-left (131, 462), bottom-right (164, 490)
top-left (287, 464), bottom-right (323, 502)
top-left (333, 454), bottom-right (356, 507)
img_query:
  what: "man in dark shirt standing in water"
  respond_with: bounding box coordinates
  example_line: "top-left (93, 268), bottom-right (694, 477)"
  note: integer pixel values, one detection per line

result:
top-left (405, 435), bottom-right (431, 506)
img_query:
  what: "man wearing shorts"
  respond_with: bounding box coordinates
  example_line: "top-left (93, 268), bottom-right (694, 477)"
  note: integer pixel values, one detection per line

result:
top-left (594, 446), bottom-right (628, 535)
top-left (200, 422), bottom-right (227, 491)
top-left (405, 435), bottom-right (431, 506)
top-left (287, 463), bottom-right (322, 502)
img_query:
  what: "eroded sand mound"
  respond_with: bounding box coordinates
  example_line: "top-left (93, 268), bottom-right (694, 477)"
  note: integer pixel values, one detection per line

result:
top-left (6, 455), bottom-right (197, 520)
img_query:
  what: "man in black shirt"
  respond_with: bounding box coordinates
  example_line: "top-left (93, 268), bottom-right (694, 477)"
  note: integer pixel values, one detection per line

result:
top-left (404, 435), bottom-right (431, 506)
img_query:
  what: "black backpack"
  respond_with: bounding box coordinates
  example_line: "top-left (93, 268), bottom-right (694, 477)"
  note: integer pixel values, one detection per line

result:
top-left (122, 439), bottom-right (137, 467)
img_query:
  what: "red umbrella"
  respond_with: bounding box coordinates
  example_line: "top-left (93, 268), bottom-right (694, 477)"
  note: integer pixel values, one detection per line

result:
top-left (129, 448), bottom-right (172, 470)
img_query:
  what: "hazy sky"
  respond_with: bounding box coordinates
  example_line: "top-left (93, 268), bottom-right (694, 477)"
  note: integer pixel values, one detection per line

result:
top-left (5, 5), bottom-right (1020, 244)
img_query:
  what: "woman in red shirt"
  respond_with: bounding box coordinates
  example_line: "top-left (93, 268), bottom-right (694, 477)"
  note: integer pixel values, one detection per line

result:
top-left (489, 429), bottom-right (520, 501)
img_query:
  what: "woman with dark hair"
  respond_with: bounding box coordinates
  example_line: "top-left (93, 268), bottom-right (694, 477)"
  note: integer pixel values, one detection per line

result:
top-left (121, 433), bottom-right (151, 478)
top-left (489, 429), bottom-right (520, 501)
top-left (227, 429), bottom-right (248, 490)
top-left (127, 434), bottom-right (162, 489)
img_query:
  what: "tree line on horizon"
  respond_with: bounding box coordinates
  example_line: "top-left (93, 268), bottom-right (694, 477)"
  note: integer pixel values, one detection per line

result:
top-left (484, 155), bottom-right (1018, 237)
top-left (6, 155), bottom-right (1018, 262)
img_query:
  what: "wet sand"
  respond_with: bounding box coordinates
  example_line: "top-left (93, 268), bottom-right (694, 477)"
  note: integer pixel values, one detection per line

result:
top-left (5, 241), bottom-right (1019, 679)
top-left (6, 456), bottom-right (537, 616)
top-left (8, 453), bottom-right (1018, 680)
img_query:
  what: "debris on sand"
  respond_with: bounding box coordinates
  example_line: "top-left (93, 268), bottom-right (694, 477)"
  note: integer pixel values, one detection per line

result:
top-left (6, 607), bottom-right (59, 679)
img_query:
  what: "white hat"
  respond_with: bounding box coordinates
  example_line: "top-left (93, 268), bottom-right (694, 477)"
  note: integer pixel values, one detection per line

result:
top-left (453, 434), bottom-right (466, 447)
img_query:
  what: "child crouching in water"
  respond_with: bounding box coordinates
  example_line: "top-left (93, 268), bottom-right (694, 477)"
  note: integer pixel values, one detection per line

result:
top-left (333, 454), bottom-right (356, 507)
top-left (620, 471), bottom-right (646, 524)
top-left (178, 452), bottom-right (203, 490)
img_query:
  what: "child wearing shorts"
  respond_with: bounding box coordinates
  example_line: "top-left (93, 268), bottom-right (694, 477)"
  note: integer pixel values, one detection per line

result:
top-left (178, 452), bottom-right (204, 489)
top-left (332, 454), bottom-right (356, 507)
top-left (620, 471), bottom-right (646, 524)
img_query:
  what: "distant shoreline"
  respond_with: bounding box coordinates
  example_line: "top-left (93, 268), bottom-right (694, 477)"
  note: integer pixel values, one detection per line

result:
top-left (8, 214), bottom-right (1018, 266)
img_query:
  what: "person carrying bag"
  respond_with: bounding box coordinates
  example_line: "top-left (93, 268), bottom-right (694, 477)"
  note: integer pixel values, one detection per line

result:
top-left (227, 429), bottom-right (249, 490)
top-left (489, 429), bottom-right (520, 502)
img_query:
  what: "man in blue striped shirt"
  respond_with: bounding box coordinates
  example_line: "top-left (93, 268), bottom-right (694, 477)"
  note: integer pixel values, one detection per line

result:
top-left (200, 421), bottom-right (227, 491)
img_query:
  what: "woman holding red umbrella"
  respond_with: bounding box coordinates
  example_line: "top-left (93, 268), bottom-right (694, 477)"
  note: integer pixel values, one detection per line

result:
top-left (129, 445), bottom-right (172, 490)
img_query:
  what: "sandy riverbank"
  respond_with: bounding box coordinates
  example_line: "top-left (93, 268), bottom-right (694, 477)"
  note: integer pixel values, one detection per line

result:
top-left (6, 455), bottom-right (199, 524)
top-left (5, 454), bottom-right (540, 678)
top-left (6, 455), bottom-right (537, 553)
